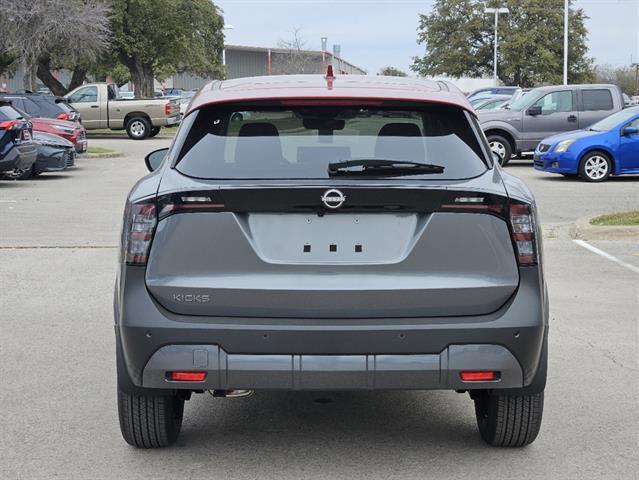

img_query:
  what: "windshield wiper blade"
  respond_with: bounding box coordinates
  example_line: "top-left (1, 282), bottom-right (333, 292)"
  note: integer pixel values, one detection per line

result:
top-left (328, 158), bottom-right (445, 176)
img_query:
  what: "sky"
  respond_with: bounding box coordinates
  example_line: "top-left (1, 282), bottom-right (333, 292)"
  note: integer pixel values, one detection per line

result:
top-left (217, 0), bottom-right (639, 75)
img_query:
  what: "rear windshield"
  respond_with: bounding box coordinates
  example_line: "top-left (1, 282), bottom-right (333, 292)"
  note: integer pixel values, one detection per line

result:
top-left (175, 105), bottom-right (489, 180)
top-left (0, 105), bottom-right (23, 121)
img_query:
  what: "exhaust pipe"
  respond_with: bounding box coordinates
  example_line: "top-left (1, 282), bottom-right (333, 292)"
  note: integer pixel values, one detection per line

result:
top-left (209, 389), bottom-right (254, 398)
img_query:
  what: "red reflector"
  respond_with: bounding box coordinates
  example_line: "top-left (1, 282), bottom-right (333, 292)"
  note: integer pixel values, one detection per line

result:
top-left (170, 371), bottom-right (207, 382)
top-left (460, 371), bottom-right (497, 381)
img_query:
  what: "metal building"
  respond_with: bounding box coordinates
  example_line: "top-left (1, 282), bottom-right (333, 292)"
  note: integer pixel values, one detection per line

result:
top-left (168, 45), bottom-right (366, 90)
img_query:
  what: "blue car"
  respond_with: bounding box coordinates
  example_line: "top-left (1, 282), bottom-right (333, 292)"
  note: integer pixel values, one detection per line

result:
top-left (534, 106), bottom-right (639, 182)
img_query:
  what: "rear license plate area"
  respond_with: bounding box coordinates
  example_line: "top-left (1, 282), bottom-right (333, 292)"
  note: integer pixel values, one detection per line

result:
top-left (246, 213), bottom-right (421, 264)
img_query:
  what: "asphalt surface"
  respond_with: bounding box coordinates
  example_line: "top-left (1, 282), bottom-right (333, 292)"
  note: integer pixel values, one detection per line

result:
top-left (1, 137), bottom-right (638, 479)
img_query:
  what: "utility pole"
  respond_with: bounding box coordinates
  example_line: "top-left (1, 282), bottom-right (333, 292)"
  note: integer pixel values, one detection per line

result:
top-left (633, 63), bottom-right (639, 96)
top-left (485, 7), bottom-right (509, 87)
top-left (563, 0), bottom-right (569, 85)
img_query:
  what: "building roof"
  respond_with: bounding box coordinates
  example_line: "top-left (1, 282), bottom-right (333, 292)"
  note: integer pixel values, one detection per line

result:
top-left (225, 45), bottom-right (366, 74)
top-left (187, 74), bottom-right (473, 114)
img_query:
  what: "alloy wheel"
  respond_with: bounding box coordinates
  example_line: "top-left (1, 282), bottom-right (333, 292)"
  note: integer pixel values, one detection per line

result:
top-left (584, 155), bottom-right (609, 181)
top-left (489, 141), bottom-right (506, 160)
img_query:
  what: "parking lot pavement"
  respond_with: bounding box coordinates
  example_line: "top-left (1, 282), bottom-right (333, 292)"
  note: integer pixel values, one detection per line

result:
top-left (1, 138), bottom-right (638, 479)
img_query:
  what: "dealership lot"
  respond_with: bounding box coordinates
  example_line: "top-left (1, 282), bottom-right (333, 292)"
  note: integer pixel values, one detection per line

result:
top-left (1, 137), bottom-right (637, 479)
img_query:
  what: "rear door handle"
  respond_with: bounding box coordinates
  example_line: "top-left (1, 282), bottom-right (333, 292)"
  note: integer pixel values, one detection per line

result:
top-left (90, 105), bottom-right (99, 108)
top-left (568, 115), bottom-right (577, 122)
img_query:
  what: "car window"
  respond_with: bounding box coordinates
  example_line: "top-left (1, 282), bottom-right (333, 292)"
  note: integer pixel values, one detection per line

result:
top-left (534, 91), bottom-right (573, 114)
top-left (629, 117), bottom-right (639, 129)
top-left (36, 97), bottom-right (65, 117)
top-left (496, 89), bottom-right (513, 95)
top-left (68, 86), bottom-right (97, 103)
top-left (589, 107), bottom-right (639, 131)
top-left (22, 97), bottom-right (42, 116)
top-left (4, 98), bottom-right (25, 112)
top-left (582, 89), bottom-right (613, 111)
top-left (175, 105), bottom-right (488, 181)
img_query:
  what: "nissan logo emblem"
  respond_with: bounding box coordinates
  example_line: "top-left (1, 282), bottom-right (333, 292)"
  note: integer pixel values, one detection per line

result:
top-left (321, 189), bottom-right (346, 209)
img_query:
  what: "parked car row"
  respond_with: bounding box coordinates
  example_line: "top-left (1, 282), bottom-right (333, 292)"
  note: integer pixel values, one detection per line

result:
top-left (0, 96), bottom-right (84, 180)
top-left (467, 83), bottom-right (638, 181)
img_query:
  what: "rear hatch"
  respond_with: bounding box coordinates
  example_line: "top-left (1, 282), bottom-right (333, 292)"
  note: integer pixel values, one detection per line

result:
top-left (145, 102), bottom-right (520, 318)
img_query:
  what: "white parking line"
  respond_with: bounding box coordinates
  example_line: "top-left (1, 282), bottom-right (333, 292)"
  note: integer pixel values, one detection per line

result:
top-left (573, 239), bottom-right (639, 275)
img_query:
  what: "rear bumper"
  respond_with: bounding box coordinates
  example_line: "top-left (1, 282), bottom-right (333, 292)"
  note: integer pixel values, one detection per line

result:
top-left (0, 144), bottom-right (37, 172)
top-left (115, 267), bottom-right (548, 391)
top-left (141, 344), bottom-right (523, 390)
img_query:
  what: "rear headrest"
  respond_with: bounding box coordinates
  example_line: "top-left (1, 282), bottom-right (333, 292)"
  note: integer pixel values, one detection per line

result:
top-left (375, 123), bottom-right (425, 161)
top-left (377, 123), bottom-right (422, 137)
top-left (238, 122), bottom-right (280, 137)
top-left (234, 122), bottom-right (283, 168)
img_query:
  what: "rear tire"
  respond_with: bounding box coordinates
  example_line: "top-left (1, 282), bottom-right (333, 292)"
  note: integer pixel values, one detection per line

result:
top-left (125, 116), bottom-right (151, 140)
top-left (487, 135), bottom-right (513, 166)
top-left (118, 387), bottom-right (184, 448)
top-left (149, 126), bottom-right (161, 138)
top-left (474, 391), bottom-right (544, 447)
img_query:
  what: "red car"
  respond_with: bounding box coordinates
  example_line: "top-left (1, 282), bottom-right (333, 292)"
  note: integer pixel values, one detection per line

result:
top-left (6, 104), bottom-right (87, 154)
top-left (28, 116), bottom-right (87, 154)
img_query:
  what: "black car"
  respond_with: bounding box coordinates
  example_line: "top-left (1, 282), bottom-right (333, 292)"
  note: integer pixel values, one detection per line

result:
top-left (0, 93), bottom-right (81, 123)
top-left (0, 102), bottom-right (37, 177)
top-left (31, 131), bottom-right (76, 176)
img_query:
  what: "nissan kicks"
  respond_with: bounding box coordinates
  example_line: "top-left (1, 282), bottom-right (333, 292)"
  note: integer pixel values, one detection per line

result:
top-left (115, 74), bottom-right (548, 448)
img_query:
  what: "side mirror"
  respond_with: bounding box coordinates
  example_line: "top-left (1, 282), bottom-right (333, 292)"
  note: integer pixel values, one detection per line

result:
top-left (622, 126), bottom-right (638, 136)
top-left (145, 148), bottom-right (168, 172)
top-left (527, 105), bottom-right (542, 116)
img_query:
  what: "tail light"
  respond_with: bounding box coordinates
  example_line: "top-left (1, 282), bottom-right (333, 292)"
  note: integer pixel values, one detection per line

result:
top-left (123, 200), bottom-right (157, 265)
top-left (509, 203), bottom-right (538, 265)
top-left (157, 191), bottom-right (224, 220)
top-left (56, 113), bottom-right (70, 121)
top-left (0, 120), bottom-right (20, 130)
top-left (165, 102), bottom-right (171, 115)
top-left (439, 192), bottom-right (538, 266)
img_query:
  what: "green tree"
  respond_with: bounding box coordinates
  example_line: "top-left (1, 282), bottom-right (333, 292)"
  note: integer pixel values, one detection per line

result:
top-left (412, 0), bottom-right (593, 87)
top-left (378, 66), bottom-right (408, 77)
top-left (109, 0), bottom-right (225, 98)
top-left (594, 64), bottom-right (637, 95)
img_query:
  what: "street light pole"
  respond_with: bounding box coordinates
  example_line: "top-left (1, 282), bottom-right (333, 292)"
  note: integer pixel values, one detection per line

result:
top-left (485, 7), bottom-right (509, 87)
top-left (563, 0), bottom-right (569, 85)
top-left (321, 37), bottom-right (328, 74)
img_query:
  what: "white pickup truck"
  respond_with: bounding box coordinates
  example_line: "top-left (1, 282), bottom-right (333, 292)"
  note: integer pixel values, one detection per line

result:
top-left (64, 83), bottom-right (180, 139)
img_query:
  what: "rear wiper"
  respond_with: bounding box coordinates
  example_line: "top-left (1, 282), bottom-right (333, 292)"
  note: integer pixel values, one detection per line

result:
top-left (328, 158), bottom-right (445, 177)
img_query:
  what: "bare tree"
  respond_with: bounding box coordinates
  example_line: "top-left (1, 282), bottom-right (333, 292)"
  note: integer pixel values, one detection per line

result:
top-left (273, 28), bottom-right (311, 75)
top-left (3, 0), bottom-right (110, 94)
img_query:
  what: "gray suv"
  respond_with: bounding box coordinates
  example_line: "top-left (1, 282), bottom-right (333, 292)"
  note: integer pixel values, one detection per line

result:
top-left (115, 75), bottom-right (548, 448)
top-left (480, 84), bottom-right (624, 164)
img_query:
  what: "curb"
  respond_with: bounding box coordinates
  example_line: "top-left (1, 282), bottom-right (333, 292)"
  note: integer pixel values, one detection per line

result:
top-left (570, 215), bottom-right (639, 241)
top-left (81, 152), bottom-right (122, 159)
